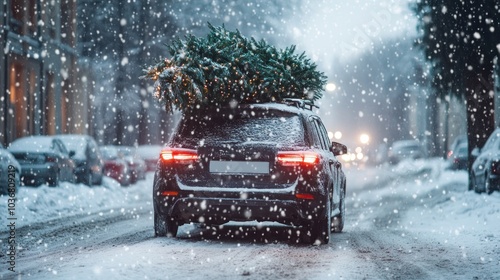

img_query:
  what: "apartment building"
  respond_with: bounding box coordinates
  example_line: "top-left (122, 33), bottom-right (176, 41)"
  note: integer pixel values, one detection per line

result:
top-left (0, 0), bottom-right (92, 146)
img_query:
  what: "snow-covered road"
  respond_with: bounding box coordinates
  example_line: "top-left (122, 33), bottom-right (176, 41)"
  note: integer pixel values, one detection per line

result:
top-left (1, 159), bottom-right (499, 279)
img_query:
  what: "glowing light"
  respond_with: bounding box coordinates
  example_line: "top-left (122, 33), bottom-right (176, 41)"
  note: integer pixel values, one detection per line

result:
top-left (334, 131), bottom-right (342, 140)
top-left (360, 133), bottom-right (370, 144)
top-left (326, 83), bottom-right (337, 92)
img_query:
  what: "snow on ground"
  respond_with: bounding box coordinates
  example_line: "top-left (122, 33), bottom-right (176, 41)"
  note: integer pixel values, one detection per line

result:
top-left (2, 158), bottom-right (499, 249)
top-left (1, 158), bottom-right (499, 279)
top-left (348, 158), bottom-right (500, 267)
top-left (0, 174), bottom-right (154, 228)
top-left (2, 159), bottom-right (499, 238)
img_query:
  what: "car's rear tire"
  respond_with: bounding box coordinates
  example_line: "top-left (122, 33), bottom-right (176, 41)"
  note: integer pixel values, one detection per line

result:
top-left (332, 185), bottom-right (345, 233)
top-left (154, 211), bottom-right (178, 237)
top-left (485, 173), bottom-right (493, 195)
top-left (309, 196), bottom-right (331, 245)
top-left (86, 173), bottom-right (93, 186)
top-left (471, 174), bottom-right (482, 193)
top-left (95, 174), bottom-right (103, 186)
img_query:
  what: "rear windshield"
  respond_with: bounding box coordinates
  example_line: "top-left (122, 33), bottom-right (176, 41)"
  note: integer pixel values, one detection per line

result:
top-left (173, 110), bottom-right (306, 147)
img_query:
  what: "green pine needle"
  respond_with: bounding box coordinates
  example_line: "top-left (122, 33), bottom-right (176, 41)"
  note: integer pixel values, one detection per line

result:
top-left (142, 24), bottom-right (327, 113)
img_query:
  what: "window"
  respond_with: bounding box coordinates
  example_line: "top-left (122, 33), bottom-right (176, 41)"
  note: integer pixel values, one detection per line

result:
top-left (316, 120), bottom-right (332, 151)
top-left (8, 61), bottom-right (26, 140)
top-left (9, 0), bottom-right (24, 34)
top-left (175, 110), bottom-right (306, 148)
top-left (9, 0), bottom-right (38, 35)
top-left (44, 73), bottom-right (56, 135)
top-left (310, 117), bottom-right (329, 150)
top-left (61, 0), bottom-right (76, 46)
top-left (26, 0), bottom-right (37, 35)
top-left (8, 57), bottom-right (42, 139)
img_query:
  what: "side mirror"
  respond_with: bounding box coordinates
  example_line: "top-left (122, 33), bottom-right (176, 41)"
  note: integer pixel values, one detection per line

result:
top-left (69, 150), bottom-right (76, 158)
top-left (332, 142), bottom-right (348, 156)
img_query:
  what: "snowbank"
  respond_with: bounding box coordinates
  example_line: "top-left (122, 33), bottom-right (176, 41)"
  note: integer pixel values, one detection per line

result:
top-left (347, 158), bottom-right (500, 267)
top-left (0, 174), bottom-right (153, 229)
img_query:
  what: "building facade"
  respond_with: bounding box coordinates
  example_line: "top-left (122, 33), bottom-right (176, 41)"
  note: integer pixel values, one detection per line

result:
top-left (1, 0), bottom-right (92, 147)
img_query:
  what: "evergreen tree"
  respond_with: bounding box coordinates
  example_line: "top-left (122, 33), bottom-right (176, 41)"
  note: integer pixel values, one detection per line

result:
top-left (143, 24), bottom-right (327, 112)
top-left (412, 0), bottom-right (499, 188)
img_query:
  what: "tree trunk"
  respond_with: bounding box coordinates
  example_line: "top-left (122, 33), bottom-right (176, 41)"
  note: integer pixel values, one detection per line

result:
top-left (115, 2), bottom-right (126, 146)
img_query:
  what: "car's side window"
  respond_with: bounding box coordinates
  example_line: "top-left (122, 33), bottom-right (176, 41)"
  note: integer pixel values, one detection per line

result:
top-left (56, 140), bottom-right (69, 155)
top-left (316, 120), bottom-right (332, 152)
top-left (309, 117), bottom-right (322, 149)
top-left (310, 117), bottom-right (329, 150)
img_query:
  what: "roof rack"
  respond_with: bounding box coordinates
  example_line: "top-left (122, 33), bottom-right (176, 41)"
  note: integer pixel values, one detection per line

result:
top-left (281, 98), bottom-right (319, 111)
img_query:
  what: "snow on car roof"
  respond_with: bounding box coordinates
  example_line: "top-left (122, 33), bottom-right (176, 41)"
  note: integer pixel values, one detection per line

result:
top-left (8, 136), bottom-right (55, 152)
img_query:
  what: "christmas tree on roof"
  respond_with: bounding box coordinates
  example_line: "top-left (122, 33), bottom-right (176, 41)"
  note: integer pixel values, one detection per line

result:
top-left (143, 23), bottom-right (327, 113)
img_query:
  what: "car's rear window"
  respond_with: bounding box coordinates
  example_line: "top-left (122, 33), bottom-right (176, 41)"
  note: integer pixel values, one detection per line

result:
top-left (173, 110), bottom-right (306, 147)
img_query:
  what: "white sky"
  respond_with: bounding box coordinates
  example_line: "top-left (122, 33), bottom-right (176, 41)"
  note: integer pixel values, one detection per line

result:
top-left (289, 0), bottom-right (417, 69)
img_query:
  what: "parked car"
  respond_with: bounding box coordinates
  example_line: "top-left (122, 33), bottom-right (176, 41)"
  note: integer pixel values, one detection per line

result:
top-left (0, 143), bottom-right (21, 195)
top-left (137, 145), bottom-right (163, 172)
top-left (388, 140), bottom-right (425, 165)
top-left (57, 134), bottom-right (104, 186)
top-left (470, 127), bottom-right (500, 194)
top-left (448, 142), bottom-right (468, 170)
top-left (100, 145), bottom-right (130, 186)
top-left (447, 134), bottom-right (467, 159)
top-left (8, 136), bottom-right (76, 186)
top-left (153, 100), bottom-right (347, 244)
top-left (116, 146), bottom-right (147, 183)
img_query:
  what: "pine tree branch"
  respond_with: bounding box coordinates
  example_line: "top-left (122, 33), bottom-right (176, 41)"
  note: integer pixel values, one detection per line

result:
top-left (142, 24), bottom-right (327, 113)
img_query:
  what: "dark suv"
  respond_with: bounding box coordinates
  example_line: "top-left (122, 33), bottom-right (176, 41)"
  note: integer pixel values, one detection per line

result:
top-left (153, 100), bottom-right (347, 244)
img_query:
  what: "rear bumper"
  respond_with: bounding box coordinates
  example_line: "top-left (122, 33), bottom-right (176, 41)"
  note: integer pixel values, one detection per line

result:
top-left (157, 195), bottom-right (323, 226)
top-left (154, 180), bottom-right (326, 226)
top-left (154, 164), bottom-right (329, 226)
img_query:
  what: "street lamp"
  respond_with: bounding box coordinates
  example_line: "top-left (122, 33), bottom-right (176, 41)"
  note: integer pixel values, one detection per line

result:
top-left (334, 131), bottom-right (342, 140)
top-left (360, 133), bottom-right (370, 145)
top-left (326, 83), bottom-right (337, 92)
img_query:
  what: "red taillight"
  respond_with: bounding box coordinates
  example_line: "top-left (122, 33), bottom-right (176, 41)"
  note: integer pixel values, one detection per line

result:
top-left (45, 156), bottom-right (57, 163)
top-left (447, 150), bottom-right (453, 159)
top-left (160, 148), bottom-right (198, 163)
top-left (276, 151), bottom-right (319, 166)
top-left (161, 191), bottom-right (179, 197)
top-left (295, 193), bottom-right (315, 200)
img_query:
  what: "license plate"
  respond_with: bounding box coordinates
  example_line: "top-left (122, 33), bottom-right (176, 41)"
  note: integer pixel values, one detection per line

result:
top-left (209, 161), bottom-right (269, 174)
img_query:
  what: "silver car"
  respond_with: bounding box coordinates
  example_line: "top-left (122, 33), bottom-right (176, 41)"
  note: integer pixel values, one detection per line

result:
top-left (57, 134), bottom-right (104, 186)
top-left (8, 136), bottom-right (76, 186)
top-left (471, 128), bottom-right (500, 194)
top-left (388, 140), bottom-right (426, 165)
